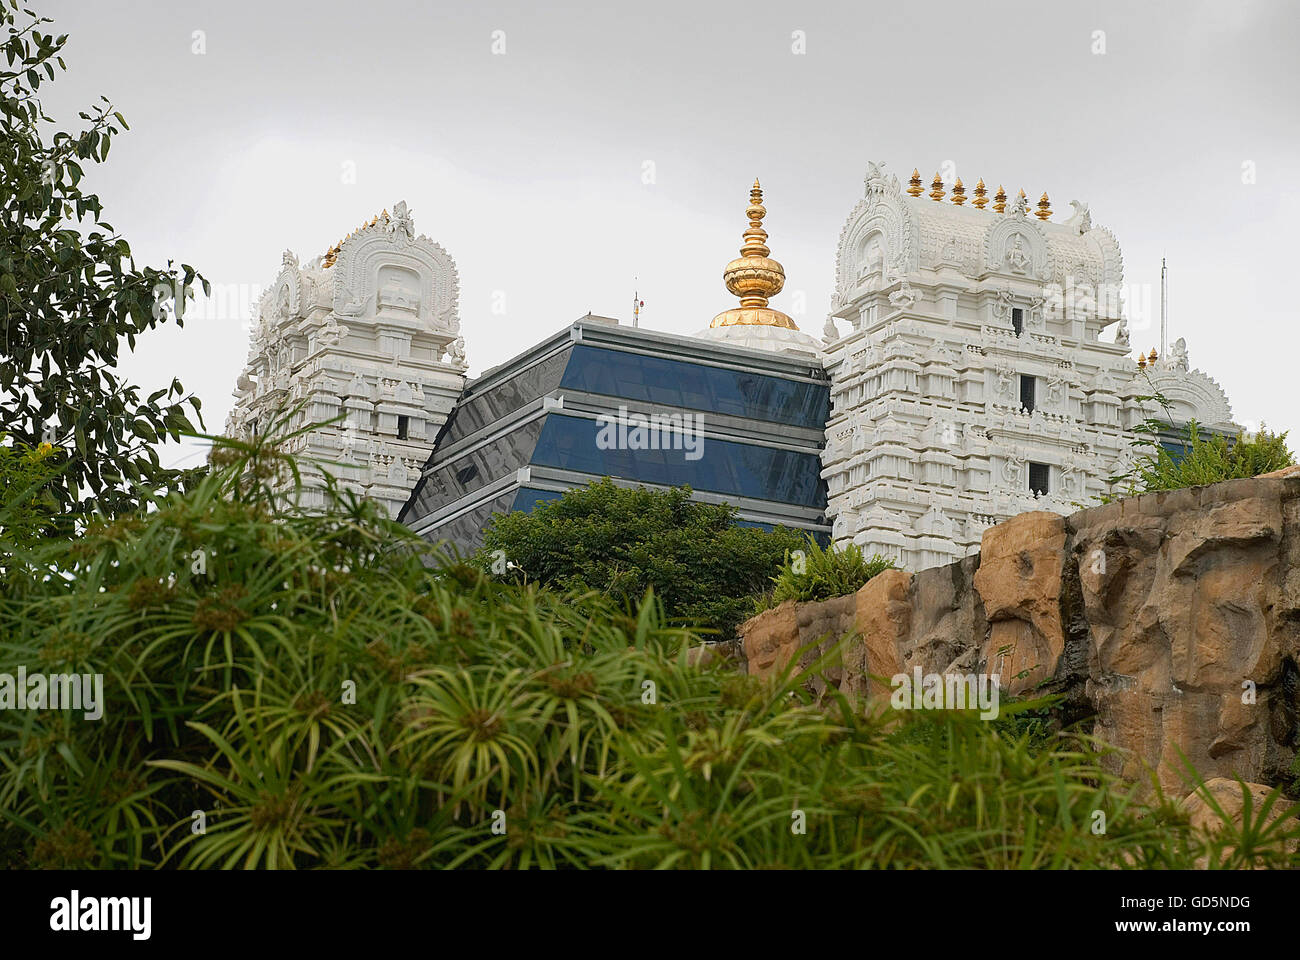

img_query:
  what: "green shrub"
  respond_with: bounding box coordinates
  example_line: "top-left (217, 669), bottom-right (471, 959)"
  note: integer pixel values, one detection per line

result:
top-left (1104, 384), bottom-right (1294, 501)
top-left (2, 435), bottom-right (1295, 869)
top-left (754, 536), bottom-right (897, 612)
top-left (477, 478), bottom-right (808, 639)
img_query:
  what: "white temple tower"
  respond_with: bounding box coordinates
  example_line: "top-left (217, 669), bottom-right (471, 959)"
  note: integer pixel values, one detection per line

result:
top-left (224, 202), bottom-right (469, 516)
top-left (820, 163), bottom-right (1237, 569)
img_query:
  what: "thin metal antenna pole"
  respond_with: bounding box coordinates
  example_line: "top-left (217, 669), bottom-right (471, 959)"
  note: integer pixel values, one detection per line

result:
top-left (1160, 257), bottom-right (1167, 358)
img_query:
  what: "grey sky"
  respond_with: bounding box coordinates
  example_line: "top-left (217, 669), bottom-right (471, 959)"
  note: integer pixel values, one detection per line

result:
top-left (38, 0), bottom-right (1300, 463)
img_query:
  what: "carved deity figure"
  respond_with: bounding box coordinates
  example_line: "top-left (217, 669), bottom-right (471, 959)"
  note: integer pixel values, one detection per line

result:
top-left (888, 279), bottom-right (917, 309)
top-left (389, 200), bottom-right (415, 239)
top-left (995, 366), bottom-right (1015, 400)
top-left (992, 286), bottom-right (1014, 320)
top-left (1026, 294), bottom-right (1046, 328)
top-left (1001, 455), bottom-right (1024, 486)
top-left (317, 316), bottom-right (348, 349)
top-left (1006, 234), bottom-right (1030, 273)
top-left (1169, 337), bottom-right (1189, 371)
top-left (862, 235), bottom-right (884, 277)
top-left (447, 336), bottom-right (467, 366)
top-left (1060, 462), bottom-right (1080, 495)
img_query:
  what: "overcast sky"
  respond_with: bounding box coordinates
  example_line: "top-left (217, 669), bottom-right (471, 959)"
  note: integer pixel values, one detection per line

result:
top-left (37, 0), bottom-right (1300, 466)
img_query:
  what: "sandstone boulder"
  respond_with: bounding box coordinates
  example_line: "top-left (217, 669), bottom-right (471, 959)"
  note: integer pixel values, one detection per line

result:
top-left (738, 467), bottom-right (1300, 794)
top-left (973, 512), bottom-right (1067, 695)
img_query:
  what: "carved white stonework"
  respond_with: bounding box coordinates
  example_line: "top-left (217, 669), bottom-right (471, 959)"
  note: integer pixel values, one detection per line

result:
top-left (820, 161), bottom-right (1240, 571)
top-left (224, 202), bottom-right (468, 517)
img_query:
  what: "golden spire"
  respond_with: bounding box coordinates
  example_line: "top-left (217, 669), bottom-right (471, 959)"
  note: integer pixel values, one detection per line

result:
top-left (993, 185), bottom-right (1007, 213)
top-left (972, 178), bottom-right (988, 210)
top-left (907, 168), bottom-right (924, 197)
top-left (1137, 352), bottom-right (1146, 369)
top-left (710, 179), bottom-right (797, 330)
top-left (1149, 348), bottom-right (1158, 365)
top-left (1035, 191), bottom-right (1052, 221)
top-left (951, 177), bottom-right (966, 205)
top-left (929, 172), bottom-right (945, 202)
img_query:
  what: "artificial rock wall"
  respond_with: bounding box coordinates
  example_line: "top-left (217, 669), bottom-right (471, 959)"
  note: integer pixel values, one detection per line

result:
top-left (740, 465), bottom-right (1300, 793)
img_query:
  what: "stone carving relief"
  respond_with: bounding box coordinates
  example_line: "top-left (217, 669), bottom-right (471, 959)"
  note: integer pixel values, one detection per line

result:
top-left (984, 217), bottom-right (1052, 281)
top-left (1000, 454), bottom-right (1025, 486)
top-left (1168, 337), bottom-right (1189, 372)
top-left (1064, 200), bottom-right (1092, 235)
top-left (331, 204), bottom-right (460, 334)
top-left (834, 173), bottom-right (920, 302)
top-left (888, 278), bottom-right (917, 310)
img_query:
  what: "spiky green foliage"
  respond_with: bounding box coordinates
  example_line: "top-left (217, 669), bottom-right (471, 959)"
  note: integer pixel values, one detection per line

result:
top-left (755, 536), bottom-right (897, 612)
top-left (1, 437), bottom-right (1296, 869)
top-left (477, 478), bottom-right (809, 639)
top-left (1103, 381), bottom-right (1293, 501)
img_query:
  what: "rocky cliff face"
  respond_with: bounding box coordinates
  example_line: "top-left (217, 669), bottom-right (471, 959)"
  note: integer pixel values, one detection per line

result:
top-left (740, 466), bottom-right (1300, 793)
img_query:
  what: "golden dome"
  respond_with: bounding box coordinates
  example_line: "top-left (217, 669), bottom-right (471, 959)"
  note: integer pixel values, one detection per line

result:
top-left (710, 179), bottom-right (798, 330)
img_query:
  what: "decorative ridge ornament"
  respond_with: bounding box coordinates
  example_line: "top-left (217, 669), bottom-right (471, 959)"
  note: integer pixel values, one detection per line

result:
top-left (951, 178), bottom-right (966, 205)
top-left (907, 169), bottom-right (924, 197)
top-left (322, 209), bottom-right (393, 267)
top-left (1035, 192), bottom-right (1052, 221)
top-left (710, 179), bottom-right (798, 330)
top-left (972, 179), bottom-right (988, 209)
top-left (929, 173), bottom-right (945, 202)
top-left (993, 185), bottom-right (1007, 213)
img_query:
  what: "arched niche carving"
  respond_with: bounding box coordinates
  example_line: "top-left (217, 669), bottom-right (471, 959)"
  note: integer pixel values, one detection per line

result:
top-left (331, 222), bottom-right (460, 333)
top-left (983, 217), bottom-right (1052, 281)
top-left (264, 262), bottom-right (302, 325)
top-left (835, 192), bottom-right (919, 294)
top-left (1142, 369), bottom-right (1234, 429)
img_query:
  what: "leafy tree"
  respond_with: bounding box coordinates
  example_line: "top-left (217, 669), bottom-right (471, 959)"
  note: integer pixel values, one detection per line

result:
top-left (477, 478), bottom-right (809, 638)
top-left (1, 3), bottom-right (206, 517)
top-left (0, 433), bottom-right (60, 565)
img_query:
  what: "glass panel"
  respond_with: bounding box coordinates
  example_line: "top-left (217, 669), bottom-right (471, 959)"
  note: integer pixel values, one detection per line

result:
top-left (512, 487), bottom-right (563, 512)
top-left (437, 346), bottom-right (573, 448)
top-left (560, 345), bottom-right (828, 428)
top-left (530, 414), bottom-right (826, 507)
top-left (403, 416), bottom-right (545, 522)
top-left (422, 489), bottom-right (518, 555)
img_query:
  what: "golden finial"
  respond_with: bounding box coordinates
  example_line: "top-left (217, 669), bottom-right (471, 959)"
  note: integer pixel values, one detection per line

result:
top-left (1149, 348), bottom-right (1158, 365)
top-left (710, 179), bottom-right (797, 331)
top-left (950, 177), bottom-right (966, 205)
top-left (1018, 188), bottom-right (1027, 203)
top-left (381, 208), bottom-right (389, 220)
top-left (929, 173), bottom-right (945, 202)
top-left (993, 185), bottom-right (1007, 213)
top-left (1137, 353), bottom-right (1146, 369)
top-left (1035, 191), bottom-right (1052, 221)
top-left (972, 178), bottom-right (988, 210)
top-left (907, 168), bottom-right (924, 197)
